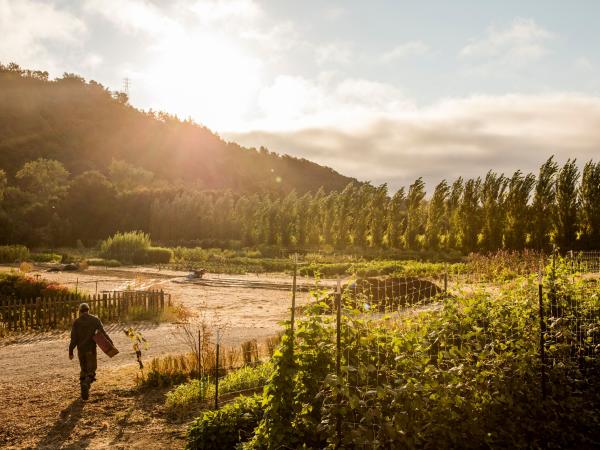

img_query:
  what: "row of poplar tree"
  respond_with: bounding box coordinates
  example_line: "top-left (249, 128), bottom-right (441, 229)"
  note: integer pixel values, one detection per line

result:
top-left (1, 157), bottom-right (599, 252)
top-left (149, 157), bottom-right (600, 252)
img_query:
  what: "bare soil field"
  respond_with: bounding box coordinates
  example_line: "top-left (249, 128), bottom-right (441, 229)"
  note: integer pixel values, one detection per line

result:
top-left (0, 265), bottom-right (325, 449)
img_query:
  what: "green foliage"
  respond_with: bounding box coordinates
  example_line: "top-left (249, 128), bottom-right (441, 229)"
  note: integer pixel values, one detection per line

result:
top-left (167, 363), bottom-right (273, 412)
top-left (0, 245), bottom-right (30, 263)
top-left (555, 159), bottom-right (580, 250)
top-left (186, 395), bottom-right (263, 450)
top-left (132, 247), bottom-right (173, 264)
top-left (0, 63), bottom-right (352, 196)
top-left (86, 258), bottom-right (121, 267)
top-left (109, 159), bottom-right (154, 191)
top-left (0, 169), bottom-right (6, 201)
top-left (30, 252), bottom-right (61, 263)
top-left (245, 262), bottom-right (599, 448)
top-left (99, 231), bottom-right (151, 264)
top-left (580, 160), bottom-right (600, 247)
top-left (2, 66), bottom-right (600, 253)
top-left (15, 158), bottom-right (70, 204)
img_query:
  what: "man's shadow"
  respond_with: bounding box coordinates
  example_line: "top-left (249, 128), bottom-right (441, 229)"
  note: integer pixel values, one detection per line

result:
top-left (35, 399), bottom-right (89, 449)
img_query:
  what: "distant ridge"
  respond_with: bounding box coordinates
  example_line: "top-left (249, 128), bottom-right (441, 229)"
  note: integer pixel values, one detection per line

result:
top-left (0, 63), bottom-right (355, 193)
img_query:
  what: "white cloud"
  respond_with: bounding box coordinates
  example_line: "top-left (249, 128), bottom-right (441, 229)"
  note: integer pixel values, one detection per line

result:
top-left (461, 18), bottom-right (554, 61)
top-left (381, 41), bottom-right (430, 62)
top-left (0, 0), bottom-right (86, 71)
top-left (83, 0), bottom-right (177, 34)
top-left (316, 42), bottom-right (354, 66)
top-left (189, 0), bottom-right (261, 23)
top-left (251, 75), bottom-right (413, 131)
top-left (228, 93), bottom-right (600, 191)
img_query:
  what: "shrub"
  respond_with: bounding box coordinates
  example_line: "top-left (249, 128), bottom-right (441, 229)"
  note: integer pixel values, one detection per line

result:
top-left (0, 245), bottom-right (30, 263)
top-left (100, 231), bottom-right (151, 264)
top-left (186, 395), bottom-right (263, 450)
top-left (132, 247), bottom-right (173, 264)
top-left (0, 272), bottom-right (75, 298)
top-left (86, 258), bottom-right (121, 267)
top-left (30, 252), bottom-right (61, 263)
top-left (166, 362), bottom-right (272, 413)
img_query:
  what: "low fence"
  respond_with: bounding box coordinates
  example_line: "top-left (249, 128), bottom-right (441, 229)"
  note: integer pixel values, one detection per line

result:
top-left (0, 290), bottom-right (169, 332)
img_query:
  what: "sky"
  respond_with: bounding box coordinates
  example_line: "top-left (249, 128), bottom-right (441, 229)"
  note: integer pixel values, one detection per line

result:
top-left (2, 0), bottom-right (600, 191)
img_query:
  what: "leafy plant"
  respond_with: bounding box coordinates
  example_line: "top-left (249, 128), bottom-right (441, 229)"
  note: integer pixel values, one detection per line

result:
top-left (100, 231), bottom-right (151, 264)
top-left (0, 245), bottom-right (30, 263)
top-left (186, 395), bottom-right (263, 450)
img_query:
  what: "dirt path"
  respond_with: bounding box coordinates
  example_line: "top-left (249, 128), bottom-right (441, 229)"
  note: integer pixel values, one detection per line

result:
top-left (0, 266), bottom-right (325, 449)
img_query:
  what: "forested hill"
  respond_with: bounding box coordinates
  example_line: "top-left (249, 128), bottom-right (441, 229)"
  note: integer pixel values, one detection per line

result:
top-left (0, 63), bottom-right (354, 193)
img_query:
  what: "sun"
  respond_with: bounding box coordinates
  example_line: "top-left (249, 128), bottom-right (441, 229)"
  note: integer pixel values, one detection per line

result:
top-left (143, 29), bottom-right (262, 131)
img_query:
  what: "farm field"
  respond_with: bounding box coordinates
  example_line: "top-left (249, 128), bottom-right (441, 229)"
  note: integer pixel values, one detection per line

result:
top-left (0, 265), bottom-right (318, 449)
top-left (4, 2), bottom-right (600, 446)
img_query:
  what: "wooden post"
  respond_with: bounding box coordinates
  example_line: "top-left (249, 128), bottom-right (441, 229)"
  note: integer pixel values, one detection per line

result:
top-left (291, 253), bottom-right (297, 337)
top-left (214, 330), bottom-right (220, 410)
top-left (198, 329), bottom-right (202, 381)
top-left (539, 262), bottom-right (547, 400)
top-left (335, 279), bottom-right (342, 447)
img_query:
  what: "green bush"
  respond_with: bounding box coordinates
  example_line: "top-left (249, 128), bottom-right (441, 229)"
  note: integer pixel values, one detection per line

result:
top-left (186, 395), bottom-right (263, 450)
top-left (99, 231), bottom-right (151, 264)
top-left (30, 252), bottom-right (61, 263)
top-left (132, 247), bottom-right (173, 264)
top-left (167, 363), bottom-right (272, 412)
top-left (86, 258), bottom-right (121, 267)
top-left (0, 245), bottom-right (30, 263)
top-left (248, 264), bottom-right (600, 449)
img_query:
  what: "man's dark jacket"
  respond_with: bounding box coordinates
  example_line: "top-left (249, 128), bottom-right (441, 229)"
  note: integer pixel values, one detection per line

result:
top-left (69, 313), bottom-right (111, 354)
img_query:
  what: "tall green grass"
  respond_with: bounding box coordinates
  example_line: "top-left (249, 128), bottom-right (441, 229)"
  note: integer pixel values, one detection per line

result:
top-left (0, 245), bottom-right (30, 263)
top-left (166, 362), bottom-right (272, 414)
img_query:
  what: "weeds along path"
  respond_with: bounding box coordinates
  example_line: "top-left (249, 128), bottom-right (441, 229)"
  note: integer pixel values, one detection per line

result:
top-left (0, 266), bottom-right (314, 449)
top-left (0, 324), bottom-right (285, 449)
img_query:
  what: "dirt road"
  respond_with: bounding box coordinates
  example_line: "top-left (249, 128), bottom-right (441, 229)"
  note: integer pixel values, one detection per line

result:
top-left (0, 266), bottom-right (323, 449)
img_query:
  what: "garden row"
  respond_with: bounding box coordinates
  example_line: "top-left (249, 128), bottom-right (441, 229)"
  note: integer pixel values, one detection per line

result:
top-left (182, 257), bottom-right (600, 449)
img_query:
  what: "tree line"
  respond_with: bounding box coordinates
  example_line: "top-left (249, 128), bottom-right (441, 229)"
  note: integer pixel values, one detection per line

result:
top-left (1, 156), bottom-right (599, 252)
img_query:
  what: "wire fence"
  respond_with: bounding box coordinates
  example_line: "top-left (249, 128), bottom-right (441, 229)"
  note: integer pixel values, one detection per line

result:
top-left (228, 250), bottom-right (595, 448)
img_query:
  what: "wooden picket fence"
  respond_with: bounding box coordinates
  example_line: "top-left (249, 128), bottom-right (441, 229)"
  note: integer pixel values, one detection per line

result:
top-left (0, 290), bottom-right (170, 332)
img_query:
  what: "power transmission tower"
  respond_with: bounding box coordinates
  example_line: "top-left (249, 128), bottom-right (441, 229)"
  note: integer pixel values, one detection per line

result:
top-left (122, 77), bottom-right (131, 96)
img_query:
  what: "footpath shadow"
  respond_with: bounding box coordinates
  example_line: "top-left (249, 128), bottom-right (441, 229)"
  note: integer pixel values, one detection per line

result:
top-left (35, 399), bottom-right (88, 449)
top-left (0, 329), bottom-right (69, 347)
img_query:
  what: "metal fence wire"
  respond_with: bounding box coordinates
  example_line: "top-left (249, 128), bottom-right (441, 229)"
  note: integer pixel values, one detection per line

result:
top-left (295, 252), bottom-right (600, 448)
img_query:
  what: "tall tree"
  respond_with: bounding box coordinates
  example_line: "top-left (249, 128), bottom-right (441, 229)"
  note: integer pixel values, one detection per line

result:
top-left (458, 178), bottom-right (481, 253)
top-left (387, 187), bottom-right (406, 248)
top-left (404, 178), bottom-right (426, 249)
top-left (447, 177), bottom-right (464, 249)
top-left (480, 171), bottom-right (507, 251)
top-left (109, 159), bottom-right (154, 191)
top-left (369, 184), bottom-right (389, 247)
top-left (15, 158), bottom-right (70, 204)
top-left (580, 160), bottom-right (600, 248)
top-left (555, 159), bottom-right (580, 250)
top-left (352, 186), bottom-right (369, 247)
top-left (531, 157), bottom-right (558, 250)
top-left (0, 169), bottom-right (6, 202)
top-left (425, 180), bottom-right (450, 250)
top-left (503, 171), bottom-right (536, 250)
top-left (62, 171), bottom-right (118, 244)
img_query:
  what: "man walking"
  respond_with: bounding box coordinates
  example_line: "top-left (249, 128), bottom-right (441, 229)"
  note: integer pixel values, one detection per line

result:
top-left (68, 303), bottom-right (113, 400)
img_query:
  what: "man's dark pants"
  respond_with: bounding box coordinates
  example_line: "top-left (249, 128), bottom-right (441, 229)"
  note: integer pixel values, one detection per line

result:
top-left (78, 348), bottom-right (97, 392)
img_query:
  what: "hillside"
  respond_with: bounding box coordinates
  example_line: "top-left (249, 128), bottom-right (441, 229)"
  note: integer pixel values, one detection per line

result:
top-left (0, 63), bottom-right (354, 193)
